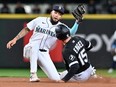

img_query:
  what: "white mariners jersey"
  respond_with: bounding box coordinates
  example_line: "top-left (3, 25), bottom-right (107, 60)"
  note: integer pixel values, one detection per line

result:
top-left (27, 17), bottom-right (63, 50)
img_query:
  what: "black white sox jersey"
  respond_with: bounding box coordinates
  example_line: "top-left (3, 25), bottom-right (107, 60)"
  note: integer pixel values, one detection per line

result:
top-left (62, 36), bottom-right (93, 82)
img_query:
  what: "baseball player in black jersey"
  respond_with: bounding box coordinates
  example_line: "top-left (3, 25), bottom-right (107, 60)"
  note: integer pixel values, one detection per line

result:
top-left (55, 24), bottom-right (97, 82)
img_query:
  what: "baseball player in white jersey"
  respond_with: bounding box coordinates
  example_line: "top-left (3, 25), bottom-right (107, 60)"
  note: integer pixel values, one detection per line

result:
top-left (6, 5), bottom-right (81, 82)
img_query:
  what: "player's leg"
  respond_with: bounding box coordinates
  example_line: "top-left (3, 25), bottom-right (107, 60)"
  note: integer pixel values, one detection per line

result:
top-left (61, 65), bottom-right (93, 82)
top-left (59, 65), bottom-right (93, 82)
top-left (37, 51), bottom-right (60, 81)
top-left (24, 44), bottom-right (40, 82)
top-left (71, 65), bottom-right (94, 82)
top-left (30, 50), bottom-right (40, 82)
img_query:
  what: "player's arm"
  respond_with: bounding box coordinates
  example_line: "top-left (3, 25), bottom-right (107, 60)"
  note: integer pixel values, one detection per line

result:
top-left (70, 4), bottom-right (85, 35)
top-left (6, 27), bottom-right (30, 49)
top-left (83, 39), bottom-right (93, 51)
top-left (14, 27), bottom-right (30, 41)
top-left (62, 63), bottom-right (79, 82)
top-left (70, 21), bottom-right (79, 35)
top-left (61, 51), bottom-right (79, 82)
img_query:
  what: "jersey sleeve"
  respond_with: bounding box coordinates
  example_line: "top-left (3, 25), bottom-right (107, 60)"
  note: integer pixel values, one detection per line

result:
top-left (70, 21), bottom-right (79, 35)
top-left (63, 50), bottom-right (78, 67)
top-left (60, 22), bottom-right (79, 35)
top-left (84, 39), bottom-right (93, 51)
top-left (27, 17), bottom-right (39, 30)
top-left (62, 50), bottom-right (80, 82)
top-left (62, 64), bottom-right (79, 82)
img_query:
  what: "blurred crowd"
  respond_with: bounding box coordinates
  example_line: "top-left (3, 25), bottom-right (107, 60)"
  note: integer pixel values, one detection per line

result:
top-left (0, 0), bottom-right (116, 14)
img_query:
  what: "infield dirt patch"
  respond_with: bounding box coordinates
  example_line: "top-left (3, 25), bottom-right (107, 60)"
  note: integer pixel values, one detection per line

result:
top-left (0, 77), bottom-right (116, 87)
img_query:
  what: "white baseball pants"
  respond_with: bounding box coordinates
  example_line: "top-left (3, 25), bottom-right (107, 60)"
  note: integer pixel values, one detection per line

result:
top-left (23, 43), bottom-right (60, 81)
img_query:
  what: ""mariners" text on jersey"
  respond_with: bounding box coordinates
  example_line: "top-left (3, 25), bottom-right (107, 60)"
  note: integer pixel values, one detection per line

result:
top-left (35, 26), bottom-right (56, 37)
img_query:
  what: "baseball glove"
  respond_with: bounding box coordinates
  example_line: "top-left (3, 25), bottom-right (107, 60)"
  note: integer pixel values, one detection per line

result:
top-left (72, 4), bottom-right (85, 23)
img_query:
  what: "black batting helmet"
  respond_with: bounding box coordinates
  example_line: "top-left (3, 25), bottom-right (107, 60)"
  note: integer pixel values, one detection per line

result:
top-left (55, 24), bottom-right (70, 40)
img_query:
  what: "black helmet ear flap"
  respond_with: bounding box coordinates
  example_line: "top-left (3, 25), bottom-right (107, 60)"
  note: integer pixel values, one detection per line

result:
top-left (55, 24), bottom-right (70, 40)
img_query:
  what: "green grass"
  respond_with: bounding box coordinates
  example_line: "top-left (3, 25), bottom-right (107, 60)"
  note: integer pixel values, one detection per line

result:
top-left (0, 68), bottom-right (47, 77)
top-left (0, 68), bottom-right (116, 78)
top-left (0, 68), bottom-right (30, 77)
top-left (96, 69), bottom-right (116, 78)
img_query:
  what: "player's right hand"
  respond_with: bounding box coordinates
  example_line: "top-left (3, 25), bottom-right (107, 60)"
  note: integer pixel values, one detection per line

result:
top-left (6, 38), bottom-right (17, 49)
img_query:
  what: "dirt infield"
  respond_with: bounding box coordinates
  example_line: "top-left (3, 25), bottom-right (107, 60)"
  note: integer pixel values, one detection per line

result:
top-left (0, 77), bottom-right (116, 87)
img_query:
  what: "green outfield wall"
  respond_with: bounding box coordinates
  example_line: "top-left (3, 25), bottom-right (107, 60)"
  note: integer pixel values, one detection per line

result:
top-left (0, 14), bottom-right (116, 68)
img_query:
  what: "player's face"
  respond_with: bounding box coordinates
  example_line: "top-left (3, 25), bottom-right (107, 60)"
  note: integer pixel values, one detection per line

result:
top-left (51, 10), bottom-right (63, 22)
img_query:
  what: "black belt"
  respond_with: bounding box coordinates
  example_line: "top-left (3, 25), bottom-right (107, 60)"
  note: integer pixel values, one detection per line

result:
top-left (39, 49), bottom-right (47, 52)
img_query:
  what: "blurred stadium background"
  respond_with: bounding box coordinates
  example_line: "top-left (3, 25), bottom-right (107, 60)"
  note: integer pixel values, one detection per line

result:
top-left (0, 0), bottom-right (116, 76)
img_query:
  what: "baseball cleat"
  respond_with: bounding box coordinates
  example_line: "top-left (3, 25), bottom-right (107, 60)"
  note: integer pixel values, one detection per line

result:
top-left (30, 73), bottom-right (40, 82)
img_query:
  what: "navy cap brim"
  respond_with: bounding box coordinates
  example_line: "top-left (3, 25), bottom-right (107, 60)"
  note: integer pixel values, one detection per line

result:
top-left (52, 5), bottom-right (64, 14)
top-left (53, 9), bottom-right (64, 14)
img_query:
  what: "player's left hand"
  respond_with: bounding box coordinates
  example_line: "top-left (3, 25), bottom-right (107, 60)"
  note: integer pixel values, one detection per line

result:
top-left (72, 4), bottom-right (85, 23)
